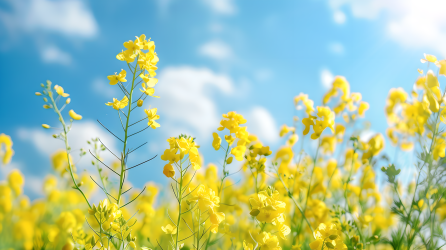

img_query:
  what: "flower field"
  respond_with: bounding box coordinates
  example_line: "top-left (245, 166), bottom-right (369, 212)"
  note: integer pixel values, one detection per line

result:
top-left (1, 35), bottom-right (446, 250)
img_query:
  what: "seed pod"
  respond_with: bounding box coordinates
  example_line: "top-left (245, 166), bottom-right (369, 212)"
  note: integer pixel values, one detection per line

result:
top-left (329, 235), bottom-right (338, 240)
top-left (325, 241), bottom-right (335, 249)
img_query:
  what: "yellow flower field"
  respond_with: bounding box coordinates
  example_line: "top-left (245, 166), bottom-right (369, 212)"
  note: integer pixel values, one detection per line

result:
top-left (1, 35), bottom-right (446, 250)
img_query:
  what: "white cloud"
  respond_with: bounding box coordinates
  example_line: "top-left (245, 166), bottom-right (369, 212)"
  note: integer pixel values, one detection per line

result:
top-left (201, 0), bottom-right (236, 15)
top-left (153, 66), bottom-right (234, 141)
top-left (18, 120), bottom-right (119, 162)
top-left (320, 68), bottom-right (334, 90)
top-left (328, 0), bottom-right (446, 56)
top-left (199, 40), bottom-right (233, 61)
top-left (333, 10), bottom-right (346, 24)
top-left (328, 42), bottom-right (344, 55)
top-left (0, 0), bottom-right (98, 38)
top-left (92, 77), bottom-right (118, 98)
top-left (246, 107), bottom-right (279, 144)
top-left (40, 45), bottom-right (72, 65)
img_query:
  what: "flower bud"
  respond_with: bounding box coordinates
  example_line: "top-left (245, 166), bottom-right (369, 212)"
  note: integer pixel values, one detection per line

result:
top-left (226, 156), bottom-right (233, 164)
top-left (43, 97), bottom-right (48, 102)
top-left (43, 104), bottom-right (51, 109)
top-left (78, 181), bottom-right (83, 187)
top-left (129, 241), bottom-right (136, 248)
top-left (42, 124), bottom-right (50, 129)
top-left (46, 80), bottom-right (52, 87)
top-left (329, 235), bottom-right (338, 240)
top-left (40, 83), bottom-right (45, 87)
top-left (35, 92), bottom-right (42, 96)
top-left (137, 99), bottom-right (143, 107)
top-left (325, 242), bottom-right (335, 249)
top-left (250, 209), bottom-right (260, 216)
top-left (66, 98), bottom-right (71, 104)
top-left (52, 134), bottom-right (58, 138)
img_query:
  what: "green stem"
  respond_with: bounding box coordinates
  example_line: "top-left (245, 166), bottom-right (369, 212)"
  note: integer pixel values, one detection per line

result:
top-left (48, 91), bottom-right (92, 209)
top-left (117, 63), bottom-right (139, 205)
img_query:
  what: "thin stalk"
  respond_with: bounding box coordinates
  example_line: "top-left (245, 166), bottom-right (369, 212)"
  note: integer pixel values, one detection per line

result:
top-left (117, 62), bottom-right (138, 205)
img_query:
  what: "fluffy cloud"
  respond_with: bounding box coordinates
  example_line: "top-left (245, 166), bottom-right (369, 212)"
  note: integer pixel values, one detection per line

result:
top-left (329, 0), bottom-right (446, 56)
top-left (152, 66), bottom-right (234, 141)
top-left (199, 40), bottom-right (233, 61)
top-left (333, 10), bottom-right (346, 24)
top-left (0, 0), bottom-right (98, 38)
top-left (320, 68), bottom-right (334, 90)
top-left (246, 107), bottom-right (279, 144)
top-left (40, 45), bottom-right (72, 65)
top-left (17, 120), bottom-right (118, 162)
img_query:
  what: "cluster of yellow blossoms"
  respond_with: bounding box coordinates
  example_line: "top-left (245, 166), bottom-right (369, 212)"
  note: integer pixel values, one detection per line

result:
top-left (0, 134), bottom-right (14, 165)
top-left (4, 34), bottom-right (446, 250)
top-left (213, 111), bottom-right (250, 163)
top-left (105, 34), bottom-right (160, 129)
top-left (161, 135), bottom-right (201, 177)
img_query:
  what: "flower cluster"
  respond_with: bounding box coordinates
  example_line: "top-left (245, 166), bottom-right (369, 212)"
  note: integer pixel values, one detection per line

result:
top-left (161, 135), bottom-right (201, 177)
top-left (4, 34), bottom-right (446, 250)
top-left (0, 134), bottom-right (14, 165)
top-left (213, 111), bottom-right (250, 162)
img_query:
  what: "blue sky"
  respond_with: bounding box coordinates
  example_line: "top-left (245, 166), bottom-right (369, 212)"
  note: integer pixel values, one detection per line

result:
top-left (1, 0), bottom-right (445, 198)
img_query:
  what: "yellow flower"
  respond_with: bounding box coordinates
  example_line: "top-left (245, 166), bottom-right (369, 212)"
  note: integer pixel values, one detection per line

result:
top-left (421, 53), bottom-right (437, 63)
top-left (140, 82), bottom-right (159, 98)
top-left (255, 232), bottom-right (282, 250)
top-left (135, 34), bottom-right (155, 51)
top-left (212, 132), bottom-right (221, 150)
top-left (161, 224), bottom-right (177, 234)
top-left (163, 164), bottom-right (175, 178)
top-left (107, 69), bottom-right (127, 85)
top-left (68, 110), bottom-right (82, 120)
top-left (123, 40), bottom-right (141, 53)
top-left (0, 133), bottom-right (14, 165)
top-left (8, 169), bottom-right (24, 195)
top-left (231, 145), bottom-right (246, 161)
top-left (310, 223), bottom-right (346, 250)
top-left (144, 108), bottom-right (160, 129)
top-left (302, 117), bottom-right (315, 135)
top-left (106, 96), bottom-right (129, 110)
top-left (439, 60), bottom-right (446, 76)
top-left (286, 134), bottom-right (299, 146)
top-left (54, 85), bottom-right (69, 97)
top-left (209, 207), bottom-right (225, 233)
top-left (116, 50), bottom-right (136, 63)
top-left (358, 102), bottom-right (369, 117)
top-left (279, 124), bottom-right (295, 137)
top-left (243, 241), bottom-right (254, 250)
top-left (188, 184), bottom-right (220, 211)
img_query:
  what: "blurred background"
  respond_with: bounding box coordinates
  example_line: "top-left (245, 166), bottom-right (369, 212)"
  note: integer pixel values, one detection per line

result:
top-left (1, 0), bottom-right (445, 198)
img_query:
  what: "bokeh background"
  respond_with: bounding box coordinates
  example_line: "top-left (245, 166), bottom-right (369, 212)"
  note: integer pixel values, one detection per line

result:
top-left (1, 0), bottom-right (446, 199)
